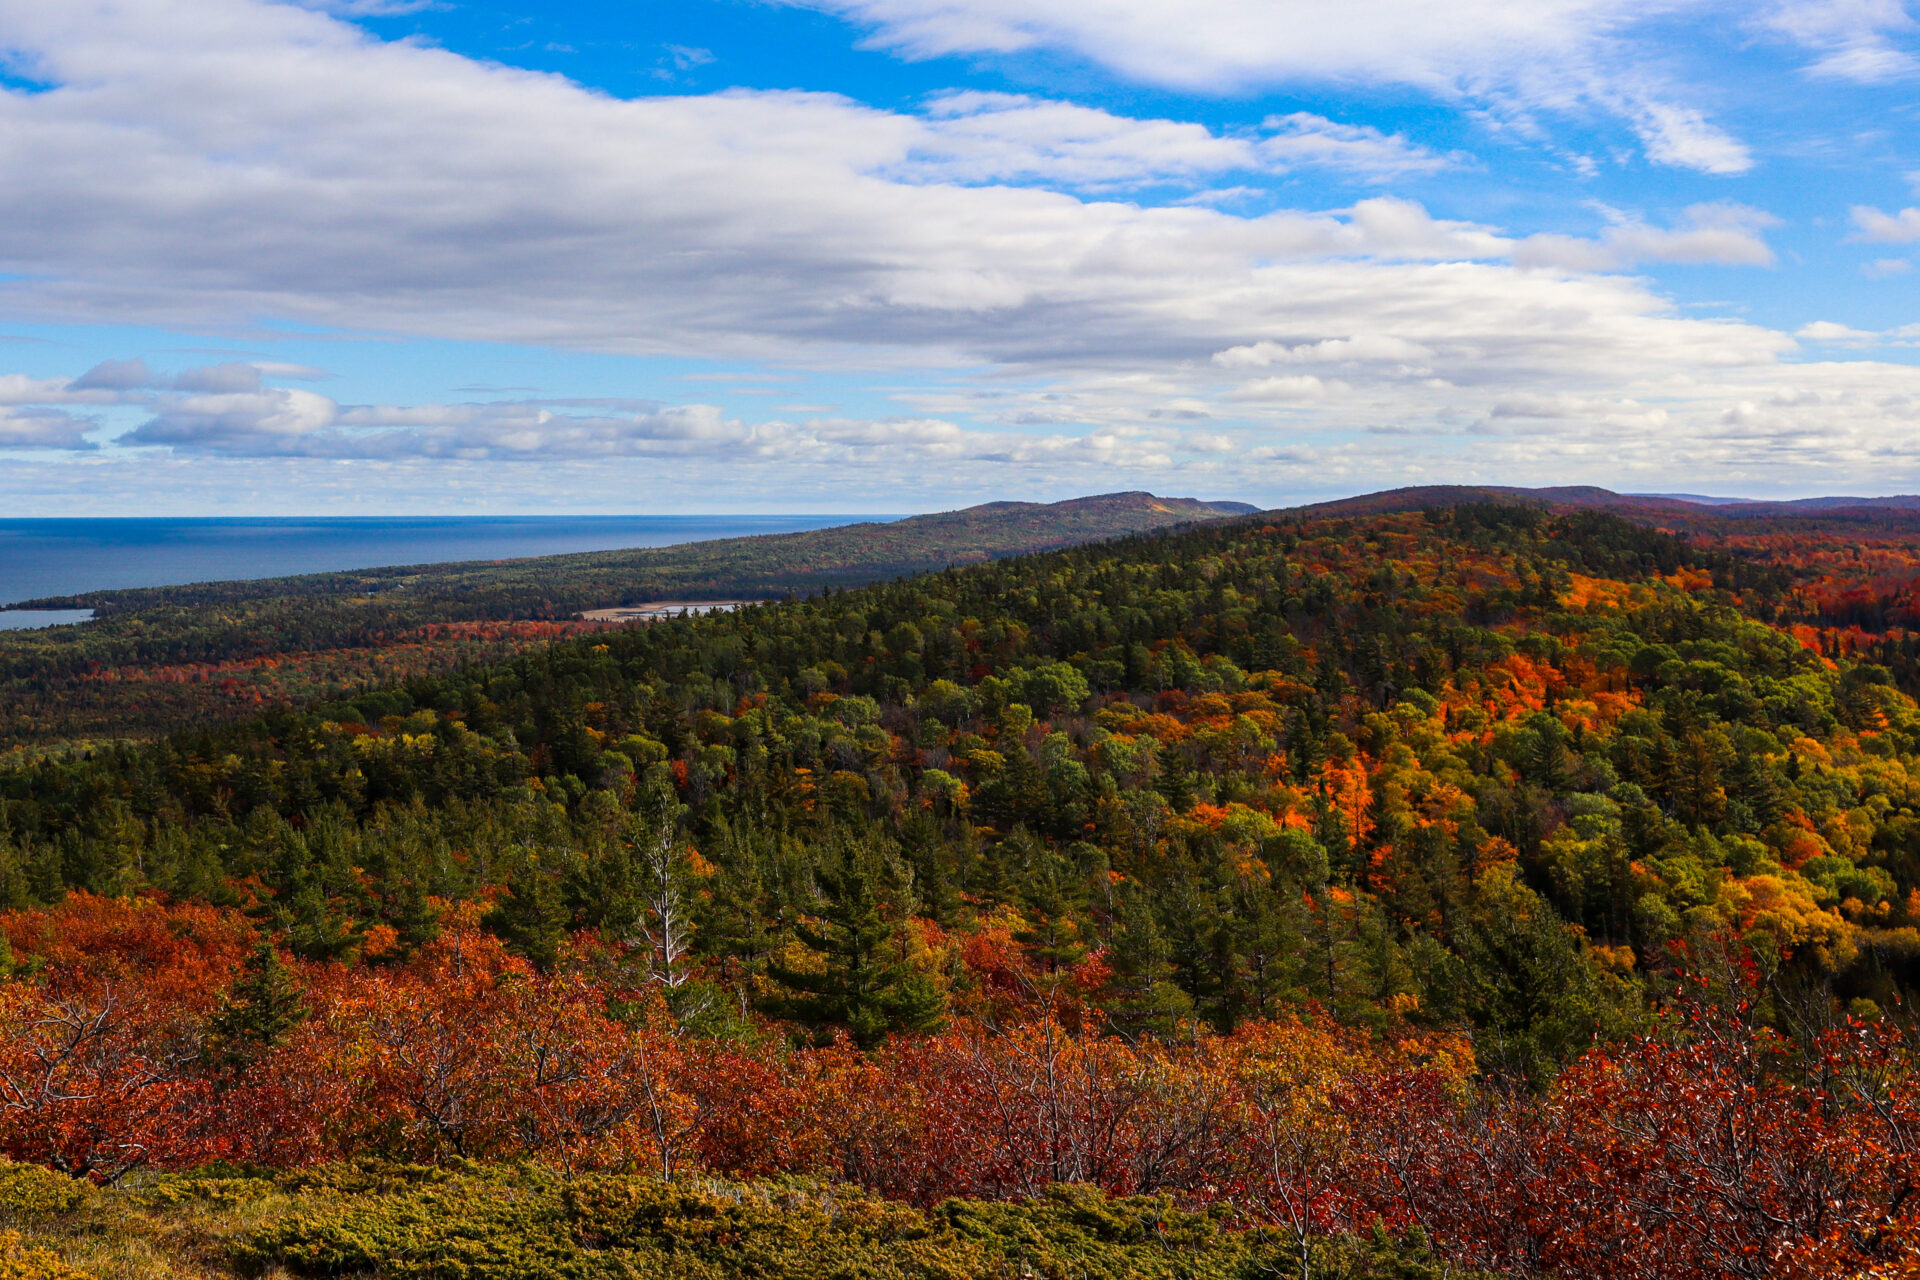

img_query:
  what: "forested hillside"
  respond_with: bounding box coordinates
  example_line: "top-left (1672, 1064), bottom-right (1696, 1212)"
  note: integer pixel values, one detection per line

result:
top-left (0, 492), bottom-right (1249, 747)
top-left (5, 500), bottom-right (1920, 1278)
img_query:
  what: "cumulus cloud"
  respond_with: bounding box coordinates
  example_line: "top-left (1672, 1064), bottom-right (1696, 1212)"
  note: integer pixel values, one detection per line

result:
top-left (0, 0), bottom-right (1534, 366)
top-left (1852, 205), bottom-right (1920, 242)
top-left (901, 92), bottom-right (1250, 186)
top-left (70, 358), bottom-right (163, 393)
top-left (1214, 335), bottom-right (1438, 367)
top-left (788, 0), bottom-right (1662, 91)
top-left (0, 0), bottom-right (1708, 387)
top-left (125, 394), bottom-right (740, 460)
top-left (3, 359), bottom-right (322, 410)
top-left (1254, 114), bottom-right (1451, 180)
top-left (1797, 320), bottom-right (1878, 343)
top-left (0, 406), bottom-right (96, 450)
top-left (0, 0), bottom-right (1914, 501)
top-left (113, 386), bottom-right (1249, 473)
top-left (1226, 375), bottom-right (1336, 400)
top-left (1514, 203), bottom-right (1779, 270)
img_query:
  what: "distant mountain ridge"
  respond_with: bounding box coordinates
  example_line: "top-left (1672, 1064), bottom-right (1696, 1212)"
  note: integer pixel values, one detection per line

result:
top-left (16, 491), bottom-right (1257, 613)
top-left (1278, 485), bottom-right (1920, 525)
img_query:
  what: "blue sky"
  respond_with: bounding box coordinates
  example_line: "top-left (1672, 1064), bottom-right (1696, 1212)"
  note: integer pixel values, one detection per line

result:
top-left (0, 0), bottom-right (1916, 514)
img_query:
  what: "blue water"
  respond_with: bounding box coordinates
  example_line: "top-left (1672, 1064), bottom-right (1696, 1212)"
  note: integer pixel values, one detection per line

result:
top-left (0, 516), bottom-right (894, 605)
top-left (0, 609), bottom-right (93, 631)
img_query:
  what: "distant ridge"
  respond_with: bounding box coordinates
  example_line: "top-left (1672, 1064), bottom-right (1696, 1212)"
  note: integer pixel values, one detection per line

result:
top-left (17, 491), bottom-right (1256, 613)
top-left (1272, 485), bottom-right (1920, 525)
top-left (1629, 493), bottom-right (1750, 505)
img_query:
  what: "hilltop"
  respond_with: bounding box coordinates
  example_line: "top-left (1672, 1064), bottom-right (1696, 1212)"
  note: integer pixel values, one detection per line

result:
top-left (0, 491), bottom-right (1251, 745)
top-left (15, 492), bottom-right (1253, 615)
top-left (1288, 483), bottom-right (1920, 527)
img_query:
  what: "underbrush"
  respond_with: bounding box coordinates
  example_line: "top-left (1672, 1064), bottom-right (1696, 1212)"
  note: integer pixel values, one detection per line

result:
top-left (0, 1159), bottom-right (1479, 1280)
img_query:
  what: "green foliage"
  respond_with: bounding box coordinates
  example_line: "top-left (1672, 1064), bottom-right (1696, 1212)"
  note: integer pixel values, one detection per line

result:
top-left (0, 1162), bottom-right (90, 1220)
top-left (763, 842), bottom-right (947, 1048)
top-left (0, 494), bottom-right (1248, 747)
top-left (8, 500), bottom-right (1920, 1076)
top-left (228, 1164), bottom-right (1489, 1280)
top-left (206, 940), bottom-right (309, 1072)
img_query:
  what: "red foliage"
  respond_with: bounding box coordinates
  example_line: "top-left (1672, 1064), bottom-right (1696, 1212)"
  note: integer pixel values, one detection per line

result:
top-left (3, 895), bottom-right (1919, 1278)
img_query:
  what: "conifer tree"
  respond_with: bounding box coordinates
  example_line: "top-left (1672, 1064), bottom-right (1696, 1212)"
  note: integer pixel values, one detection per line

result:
top-left (284, 881), bottom-right (367, 962)
top-left (206, 938), bottom-right (308, 1072)
top-left (483, 854), bottom-right (568, 971)
top-left (764, 844), bottom-right (946, 1048)
top-left (1103, 888), bottom-right (1192, 1040)
top-left (380, 877), bottom-right (443, 961)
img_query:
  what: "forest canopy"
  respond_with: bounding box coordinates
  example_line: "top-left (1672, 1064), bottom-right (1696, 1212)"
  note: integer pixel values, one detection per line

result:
top-left (5, 496), bottom-right (1920, 1279)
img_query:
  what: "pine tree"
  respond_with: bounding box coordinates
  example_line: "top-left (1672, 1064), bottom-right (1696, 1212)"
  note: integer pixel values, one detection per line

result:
top-left (483, 854), bottom-right (568, 971)
top-left (380, 877), bottom-right (443, 961)
top-left (1014, 847), bottom-right (1091, 977)
top-left (206, 939), bottom-right (308, 1072)
top-left (764, 845), bottom-right (946, 1048)
top-left (283, 881), bottom-right (367, 962)
top-left (1103, 888), bottom-right (1192, 1040)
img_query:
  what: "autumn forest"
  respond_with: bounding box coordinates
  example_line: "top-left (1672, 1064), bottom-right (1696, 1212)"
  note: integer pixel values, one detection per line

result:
top-left (8, 491), bottom-right (1920, 1279)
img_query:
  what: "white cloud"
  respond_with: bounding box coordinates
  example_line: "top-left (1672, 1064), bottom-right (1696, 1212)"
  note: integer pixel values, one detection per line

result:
top-left (1486, 392), bottom-right (1671, 429)
top-left (1514, 203), bottom-right (1779, 269)
top-left (5, 358), bottom-right (324, 406)
top-left (786, 0), bottom-right (1754, 174)
top-left (1627, 103), bottom-right (1754, 175)
top-left (1852, 205), bottom-right (1920, 242)
top-left (292, 0), bottom-right (436, 14)
top-left (902, 92), bottom-right (1259, 186)
top-left (1797, 319), bottom-right (1878, 342)
top-left (897, 96), bottom-right (1446, 187)
top-left (70, 358), bottom-right (163, 393)
top-left (1760, 0), bottom-right (1919, 81)
top-left (1863, 257), bottom-right (1912, 277)
top-left (114, 386), bottom-right (1246, 471)
top-left (1255, 113), bottom-right (1451, 180)
top-left (0, 0), bottom-right (1915, 503)
top-left (0, 406), bottom-right (95, 450)
top-left (665, 45), bottom-right (716, 69)
top-left (788, 0), bottom-right (1666, 91)
top-left (1226, 375), bottom-right (1335, 400)
top-left (1213, 335), bottom-right (1435, 366)
top-left (0, 0), bottom-right (1539, 368)
top-left (125, 394), bottom-right (744, 460)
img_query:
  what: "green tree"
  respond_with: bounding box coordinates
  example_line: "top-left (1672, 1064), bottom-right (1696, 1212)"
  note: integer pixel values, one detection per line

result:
top-left (764, 845), bottom-right (946, 1048)
top-left (206, 939), bottom-right (308, 1072)
top-left (1103, 888), bottom-right (1192, 1040)
top-left (483, 853), bottom-right (569, 971)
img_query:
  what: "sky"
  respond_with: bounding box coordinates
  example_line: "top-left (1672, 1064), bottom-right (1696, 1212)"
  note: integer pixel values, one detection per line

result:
top-left (0, 0), bottom-right (1916, 514)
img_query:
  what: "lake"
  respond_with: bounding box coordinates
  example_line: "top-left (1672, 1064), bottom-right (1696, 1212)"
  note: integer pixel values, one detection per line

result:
top-left (0, 609), bottom-right (95, 631)
top-left (0, 515), bottom-right (895, 606)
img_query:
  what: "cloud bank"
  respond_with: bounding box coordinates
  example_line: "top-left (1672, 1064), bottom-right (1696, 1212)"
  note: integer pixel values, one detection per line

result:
top-left (0, 0), bottom-right (1912, 504)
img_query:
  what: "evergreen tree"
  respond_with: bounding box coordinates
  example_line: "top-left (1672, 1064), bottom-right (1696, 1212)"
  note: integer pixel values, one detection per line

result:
top-left (283, 881), bottom-right (367, 962)
top-left (763, 845), bottom-right (946, 1048)
top-left (1103, 888), bottom-right (1192, 1040)
top-left (1013, 846), bottom-right (1092, 980)
top-left (483, 853), bottom-right (568, 971)
top-left (379, 877), bottom-right (444, 961)
top-left (206, 939), bottom-right (308, 1072)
